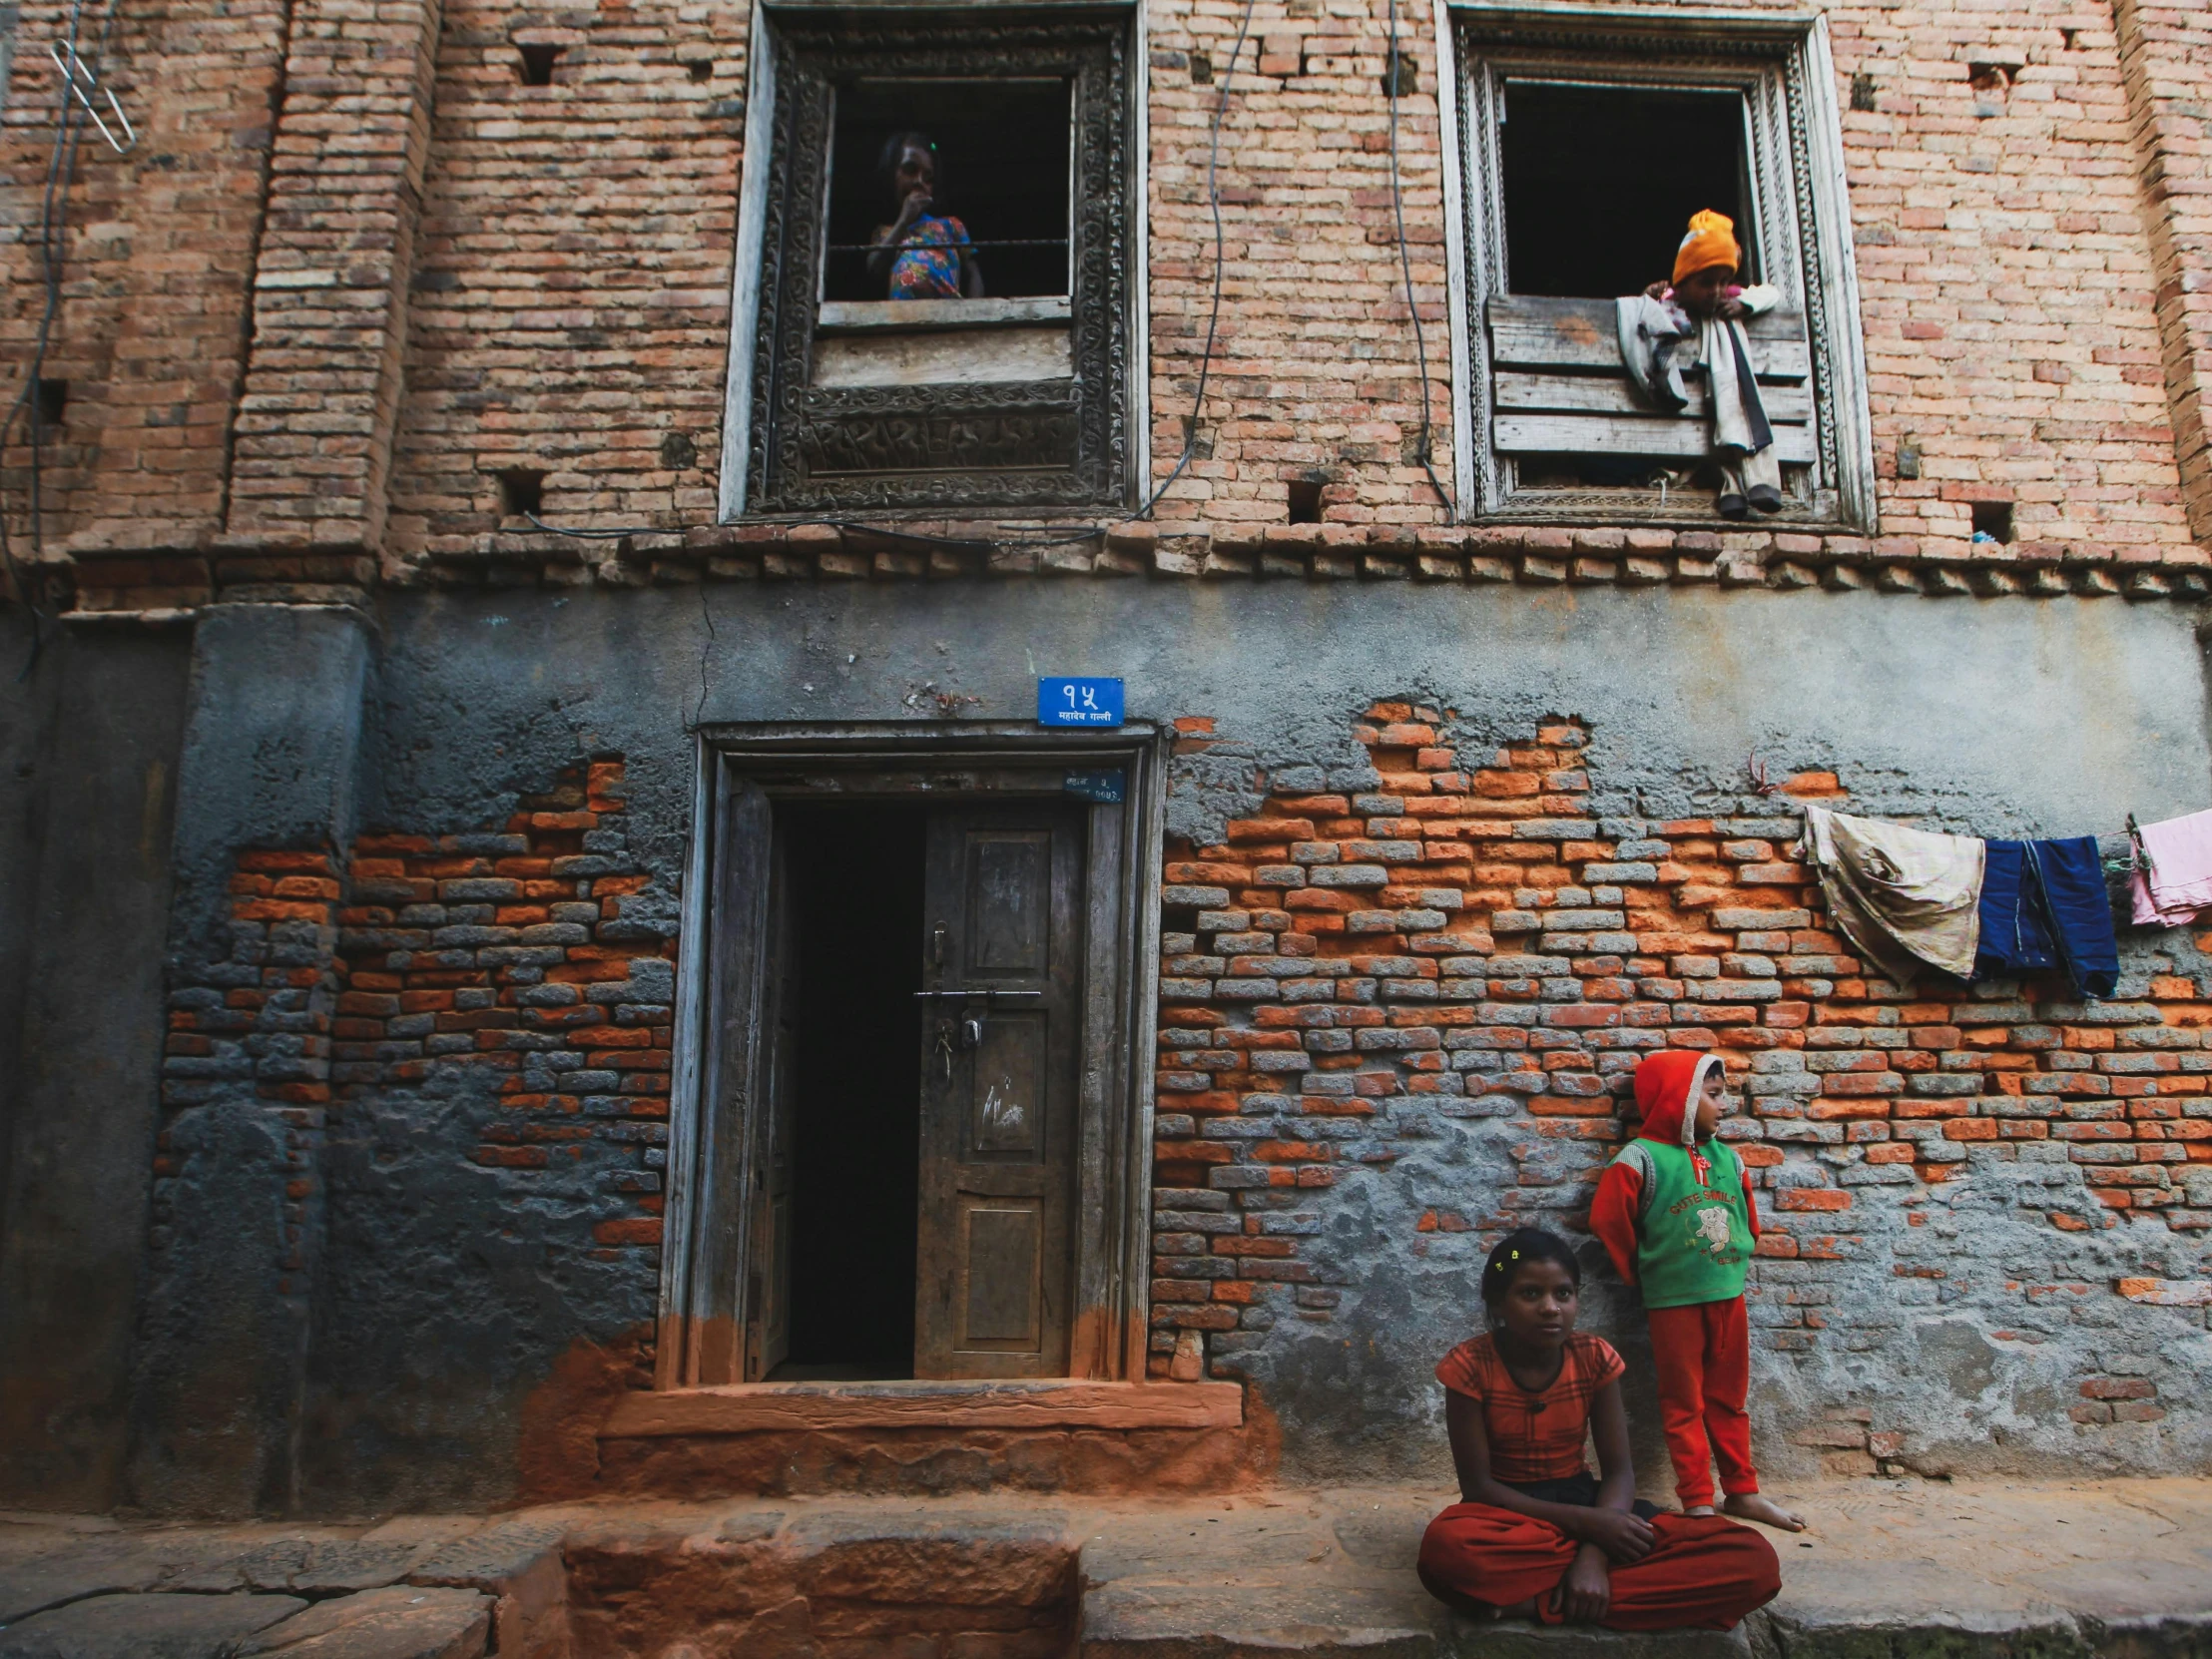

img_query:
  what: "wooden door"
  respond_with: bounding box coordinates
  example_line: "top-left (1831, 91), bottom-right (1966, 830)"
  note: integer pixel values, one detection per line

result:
top-left (913, 804), bottom-right (1085, 1379)
top-left (742, 833), bottom-right (798, 1382)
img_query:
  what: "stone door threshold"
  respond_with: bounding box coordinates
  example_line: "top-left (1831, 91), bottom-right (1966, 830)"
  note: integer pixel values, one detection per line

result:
top-left (597, 1378), bottom-right (1244, 1438)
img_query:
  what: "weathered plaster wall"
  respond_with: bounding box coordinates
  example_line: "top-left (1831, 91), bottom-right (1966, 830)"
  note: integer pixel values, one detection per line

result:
top-left (5, 579), bottom-right (2195, 1515)
top-left (0, 620), bottom-right (192, 1512)
top-left (339, 578), bottom-right (2210, 1502)
top-left (127, 607), bottom-right (374, 1516)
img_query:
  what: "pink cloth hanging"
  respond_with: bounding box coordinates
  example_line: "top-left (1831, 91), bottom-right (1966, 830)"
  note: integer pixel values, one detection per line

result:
top-left (2130, 809), bottom-right (2212, 925)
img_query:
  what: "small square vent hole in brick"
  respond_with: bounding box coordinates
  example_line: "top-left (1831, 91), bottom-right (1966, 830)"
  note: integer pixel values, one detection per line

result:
top-left (497, 468), bottom-right (545, 521)
top-left (516, 42), bottom-right (564, 85)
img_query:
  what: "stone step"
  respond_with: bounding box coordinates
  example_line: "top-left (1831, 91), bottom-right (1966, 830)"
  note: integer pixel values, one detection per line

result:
top-left (4, 1479), bottom-right (2212, 1659)
top-left (0, 1587), bottom-right (490, 1659)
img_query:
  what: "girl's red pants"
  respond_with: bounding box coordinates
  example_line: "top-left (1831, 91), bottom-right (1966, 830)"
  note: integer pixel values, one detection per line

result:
top-left (1648, 1296), bottom-right (1758, 1507)
top-left (1416, 1504), bottom-right (1781, 1630)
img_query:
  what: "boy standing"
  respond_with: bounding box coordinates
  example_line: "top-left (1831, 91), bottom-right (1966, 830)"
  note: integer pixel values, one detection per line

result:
top-left (1591, 1050), bottom-right (1805, 1531)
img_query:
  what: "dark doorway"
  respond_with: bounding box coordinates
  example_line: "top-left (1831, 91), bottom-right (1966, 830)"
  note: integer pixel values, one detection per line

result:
top-left (777, 804), bottom-right (927, 1379)
top-left (1500, 82), bottom-right (1753, 299)
top-left (823, 77), bottom-right (1074, 301)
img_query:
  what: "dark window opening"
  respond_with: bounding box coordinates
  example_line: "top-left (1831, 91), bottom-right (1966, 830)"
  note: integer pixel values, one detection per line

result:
top-left (1971, 501), bottom-right (2012, 544)
top-left (777, 804), bottom-right (926, 1380)
top-left (822, 77), bottom-right (1073, 302)
top-left (497, 468), bottom-right (544, 518)
top-left (516, 43), bottom-right (563, 87)
top-left (687, 58), bottom-right (714, 83)
top-left (34, 378), bottom-right (66, 428)
top-left (1190, 50), bottom-right (1212, 84)
top-left (1286, 478), bottom-right (1325, 524)
top-left (1967, 62), bottom-right (2014, 95)
top-left (1500, 82), bottom-right (1753, 298)
top-left (1850, 72), bottom-right (1877, 112)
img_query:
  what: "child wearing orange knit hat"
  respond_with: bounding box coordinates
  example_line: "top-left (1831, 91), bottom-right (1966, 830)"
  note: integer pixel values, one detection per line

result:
top-left (1623, 211), bottom-right (1786, 518)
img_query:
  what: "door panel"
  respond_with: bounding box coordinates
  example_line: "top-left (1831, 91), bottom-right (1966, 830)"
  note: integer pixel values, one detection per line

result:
top-left (915, 805), bottom-right (1084, 1379)
top-left (959, 1198), bottom-right (1043, 1348)
top-left (745, 831), bottom-right (798, 1382)
top-left (970, 1015), bottom-right (1044, 1156)
top-left (689, 775), bottom-right (774, 1386)
top-left (967, 832), bottom-right (1051, 972)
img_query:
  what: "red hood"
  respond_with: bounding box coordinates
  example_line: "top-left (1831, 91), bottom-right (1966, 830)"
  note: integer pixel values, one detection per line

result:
top-left (1634, 1050), bottom-right (1724, 1146)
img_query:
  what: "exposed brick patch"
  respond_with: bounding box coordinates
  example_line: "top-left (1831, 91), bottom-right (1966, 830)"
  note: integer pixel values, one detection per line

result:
top-left (159, 760), bottom-right (675, 1266)
top-left (1147, 704), bottom-right (2212, 1380)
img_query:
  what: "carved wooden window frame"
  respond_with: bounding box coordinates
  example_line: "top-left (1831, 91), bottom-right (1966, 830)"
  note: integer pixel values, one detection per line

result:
top-left (733, 11), bottom-right (1136, 516)
top-left (1441, 5), bottom-right (1876, 532)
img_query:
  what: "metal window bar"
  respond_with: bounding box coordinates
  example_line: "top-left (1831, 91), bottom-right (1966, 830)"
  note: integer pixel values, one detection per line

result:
top-left (825, 238), bottom-right (1070, 252)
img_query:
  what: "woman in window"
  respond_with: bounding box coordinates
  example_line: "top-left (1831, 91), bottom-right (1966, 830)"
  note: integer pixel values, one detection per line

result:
top-left (867, 131), bottom-right (985, 300)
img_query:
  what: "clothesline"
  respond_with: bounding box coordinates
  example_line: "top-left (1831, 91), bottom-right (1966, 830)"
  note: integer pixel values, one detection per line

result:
top-left (1789, 803), bottom-right (2212, 1002)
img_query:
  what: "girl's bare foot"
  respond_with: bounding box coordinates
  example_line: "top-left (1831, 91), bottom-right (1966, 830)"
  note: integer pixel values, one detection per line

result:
top-left (1723, 1492), bottom-right (1806, 1532)
top-left (1682, 1503), bottom-right (1717, 1517)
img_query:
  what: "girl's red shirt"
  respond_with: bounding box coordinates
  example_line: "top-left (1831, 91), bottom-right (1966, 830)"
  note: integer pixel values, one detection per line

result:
top-left (1434, 1332), bottom-right (1626, 1483)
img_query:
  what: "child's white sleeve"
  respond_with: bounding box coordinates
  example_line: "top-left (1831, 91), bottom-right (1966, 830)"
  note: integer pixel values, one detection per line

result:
top-left (1736, 283), bottom-right (1782, 315)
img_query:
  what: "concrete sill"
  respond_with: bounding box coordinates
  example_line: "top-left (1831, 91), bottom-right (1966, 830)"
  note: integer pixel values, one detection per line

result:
top-left (816, 296), bottom-right (1072, 334)
top-left (599, 1379), bottom-right (1244, 1438)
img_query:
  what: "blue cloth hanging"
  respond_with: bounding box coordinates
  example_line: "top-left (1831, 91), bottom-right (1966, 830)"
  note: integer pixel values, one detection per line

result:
top-left (1974, 836), bottom-right (2118, 998)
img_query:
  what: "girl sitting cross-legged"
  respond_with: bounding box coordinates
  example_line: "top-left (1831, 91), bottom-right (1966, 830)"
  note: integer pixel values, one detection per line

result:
top-left (1416, 1228), bottom-right (1782, 1630)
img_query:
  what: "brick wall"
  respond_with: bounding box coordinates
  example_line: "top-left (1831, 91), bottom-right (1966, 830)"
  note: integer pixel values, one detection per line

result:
top-left (1145, 702), bottom-right (2211, 1452)
top-left (156, 760), bottom-right (675, 1286)
top-left (2112, 0), bottom-right (2212, 544)
top-left (13, 0), bottom-right (2212, 601)
top-left (0, 0), bottom-right (288, 565)
top-left (382, 0), bottom-right (744, 571)
top-left (1831, 0), bottom-right (2200, 561)
top-left (1143, 0), bottom-right (1451, 532)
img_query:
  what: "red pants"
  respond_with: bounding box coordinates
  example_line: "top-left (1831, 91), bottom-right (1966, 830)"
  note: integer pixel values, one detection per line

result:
top-left (1649, 1297), bottom-right (1758, 1507)
top-left (1417, 1504), bottom-right (1780, 1631)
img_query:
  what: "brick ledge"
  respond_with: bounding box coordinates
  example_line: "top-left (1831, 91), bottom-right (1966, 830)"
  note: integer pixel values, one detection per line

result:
top-left (41, 523), bottom-right (2212, 612)
top-left (598, 1379), bottom-right (1245, 1438)
top-left (399, 521), bottom-right (2212, 602)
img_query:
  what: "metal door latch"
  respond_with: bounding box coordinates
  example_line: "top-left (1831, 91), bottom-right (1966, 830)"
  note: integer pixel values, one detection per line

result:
top-left (960, 1018), bottom-right (983, 1049)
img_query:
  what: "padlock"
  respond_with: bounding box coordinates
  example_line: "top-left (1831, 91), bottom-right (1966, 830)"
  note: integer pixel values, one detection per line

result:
top-left (960, 1017), bottom-right (983, 1049)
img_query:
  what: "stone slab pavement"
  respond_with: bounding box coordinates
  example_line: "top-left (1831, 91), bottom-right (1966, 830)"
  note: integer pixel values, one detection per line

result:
top-left (1, 1477), bottom-right (2208, 1657)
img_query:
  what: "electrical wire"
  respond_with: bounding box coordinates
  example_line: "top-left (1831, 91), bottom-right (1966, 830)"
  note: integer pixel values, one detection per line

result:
top-left (1384, 0), bottom-right (1451, 512)
top-left (1, 0), bottom-right (124, 675)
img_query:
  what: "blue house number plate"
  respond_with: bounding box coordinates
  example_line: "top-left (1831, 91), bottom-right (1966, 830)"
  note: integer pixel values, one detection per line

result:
top-left (1037, 676), bottom-right (1124, 728)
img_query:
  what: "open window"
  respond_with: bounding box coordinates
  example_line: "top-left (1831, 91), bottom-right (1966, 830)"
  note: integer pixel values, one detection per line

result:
top-left (734, 13), bottom-right (1135, 515)
top-left (1449, 8), bottom-right (1874, 529)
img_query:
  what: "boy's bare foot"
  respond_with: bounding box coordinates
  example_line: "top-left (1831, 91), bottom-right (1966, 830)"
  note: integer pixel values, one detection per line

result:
top-left (1723, 1492), bottom-right (1806, 1532)
top-left (1682, 1503), bottom-right (1717, 1517)
top-left (1490, 1598), bottom-right (1539, 1620)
